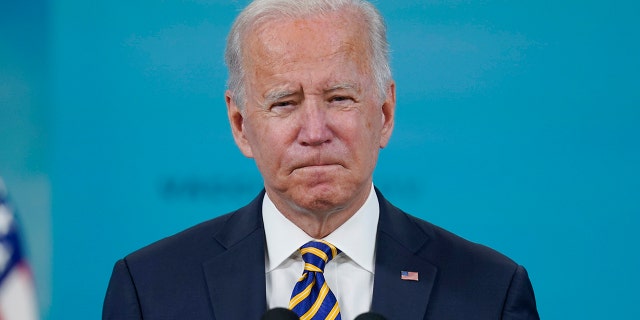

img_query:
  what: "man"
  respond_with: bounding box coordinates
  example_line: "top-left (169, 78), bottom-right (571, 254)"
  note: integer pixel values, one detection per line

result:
top-left (103, 0), bottom-right (539, 319)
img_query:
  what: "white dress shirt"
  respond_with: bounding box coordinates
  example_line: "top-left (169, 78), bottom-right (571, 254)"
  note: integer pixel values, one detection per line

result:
top-left (263, 185), bottom-right (379, 320)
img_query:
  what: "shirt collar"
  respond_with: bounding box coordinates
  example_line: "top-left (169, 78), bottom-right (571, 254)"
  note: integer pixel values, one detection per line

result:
top-left (262, 185), bottom-right (379, 273)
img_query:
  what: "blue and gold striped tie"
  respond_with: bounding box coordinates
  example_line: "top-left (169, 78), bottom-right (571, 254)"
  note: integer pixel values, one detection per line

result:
top-left (289, 240), bottom-right (342, 320)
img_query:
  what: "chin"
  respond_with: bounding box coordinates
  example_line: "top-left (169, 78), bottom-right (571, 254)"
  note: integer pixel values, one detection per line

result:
top-left (291, 184), bottom-right (352, 213)
top-left (302, 198), bottom-right (342, 214)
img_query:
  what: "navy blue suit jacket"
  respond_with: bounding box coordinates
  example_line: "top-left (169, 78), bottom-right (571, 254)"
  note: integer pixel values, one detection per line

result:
top-left (103, 189), bottom-right (539, 319)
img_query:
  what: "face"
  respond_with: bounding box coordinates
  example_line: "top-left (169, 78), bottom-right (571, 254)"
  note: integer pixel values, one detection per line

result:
top-left (226, 10), bottom-right (395, 219)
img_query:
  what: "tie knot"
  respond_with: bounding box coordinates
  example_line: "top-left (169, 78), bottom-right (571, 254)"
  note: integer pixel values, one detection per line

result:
top-left (299, 240), bottom-right (341, 273)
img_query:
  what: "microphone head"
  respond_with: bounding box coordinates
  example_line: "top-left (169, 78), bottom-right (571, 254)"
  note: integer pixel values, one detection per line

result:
top-left (354, 312), bottom-right (387, 320)
top-left (261, 308), bottom-right (300, 320)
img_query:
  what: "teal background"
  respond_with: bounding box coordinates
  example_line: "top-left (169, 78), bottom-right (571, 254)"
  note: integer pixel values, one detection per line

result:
top-left (1, 0), bottom-right (639, 319)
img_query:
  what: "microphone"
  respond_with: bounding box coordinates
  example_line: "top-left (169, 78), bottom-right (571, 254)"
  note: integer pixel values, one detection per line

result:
top-left (261, 308), bottom-right (300, 320)
top-left (354, 312), bottom-right (387, 320)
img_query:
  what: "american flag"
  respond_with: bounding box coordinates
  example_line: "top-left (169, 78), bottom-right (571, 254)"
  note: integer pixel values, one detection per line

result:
top-left (401, 271), bottom-right (419, 281)
top-left (0, 180), bottom-right (39, 319)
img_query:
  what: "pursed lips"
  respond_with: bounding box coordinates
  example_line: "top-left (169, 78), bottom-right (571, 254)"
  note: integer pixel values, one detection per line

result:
top-left (290, 162), bottom-right (344, 174)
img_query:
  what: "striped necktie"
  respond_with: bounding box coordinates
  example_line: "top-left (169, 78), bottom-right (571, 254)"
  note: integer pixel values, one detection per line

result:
top-left (289, 240), bottom-right (342, 320)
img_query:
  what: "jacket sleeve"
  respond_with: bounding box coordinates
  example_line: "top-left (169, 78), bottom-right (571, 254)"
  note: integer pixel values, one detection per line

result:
top-left (103, 259), bottom-right (143, 320)
top-left (502, 265), bottom-right (540, 320)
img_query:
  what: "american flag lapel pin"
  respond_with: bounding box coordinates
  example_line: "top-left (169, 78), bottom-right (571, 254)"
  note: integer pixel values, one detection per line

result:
top-left (401, 270), bottom-right (419, 281)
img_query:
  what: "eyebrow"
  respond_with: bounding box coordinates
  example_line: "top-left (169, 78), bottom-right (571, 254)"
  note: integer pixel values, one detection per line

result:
top-left (261, 82), bottom-right (361, 106)
top-left (263, 89), bottom-right (297, 105)
top-left (325, 82), bottom-right (361, 93)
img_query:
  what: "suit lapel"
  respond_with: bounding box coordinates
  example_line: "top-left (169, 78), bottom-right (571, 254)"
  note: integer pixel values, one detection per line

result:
top-left (199, 189), bottom-right (437, 319)
top-left (371, 190), bottom-right (438, 320)
top-left (202, 192), bottom-right (268, 320)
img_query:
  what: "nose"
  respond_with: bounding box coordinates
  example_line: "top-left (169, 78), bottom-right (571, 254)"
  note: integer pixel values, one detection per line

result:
top-left (297, 99), bottom-right (333, 147)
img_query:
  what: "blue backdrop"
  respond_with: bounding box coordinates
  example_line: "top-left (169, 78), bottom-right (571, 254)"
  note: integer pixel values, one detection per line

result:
top-left (1, 0), bottom-right (639, 319)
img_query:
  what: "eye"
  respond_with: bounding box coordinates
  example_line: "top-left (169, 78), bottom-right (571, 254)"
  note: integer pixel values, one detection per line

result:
top-left (269, 100), bottom-right (297, 115)
top-left (271, 100), bottom-right (294, 109)
top-left (330, 96), bottom-right (353, 103)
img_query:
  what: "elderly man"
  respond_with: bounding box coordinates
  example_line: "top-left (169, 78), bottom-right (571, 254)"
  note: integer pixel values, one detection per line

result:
top-left (103, 0), bottom-right (539, 319)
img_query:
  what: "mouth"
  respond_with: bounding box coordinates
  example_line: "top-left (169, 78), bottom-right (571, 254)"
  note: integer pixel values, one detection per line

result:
top-left (290, 163), bottom-right (343, 174)
top-left (295, 163), bottom-right (341, 169)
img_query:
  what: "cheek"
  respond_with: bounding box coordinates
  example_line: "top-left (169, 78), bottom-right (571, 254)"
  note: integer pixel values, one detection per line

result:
top-left (360, 110), bottom-right (383, 143)
top-left (246, 118), bottom-right (291, 164)
top-left (337, 113), bottom-right (380, 155)
top-left (365, 117), bottom-right (373, 130)
top-left (242, 118), bottom-right (268, 158)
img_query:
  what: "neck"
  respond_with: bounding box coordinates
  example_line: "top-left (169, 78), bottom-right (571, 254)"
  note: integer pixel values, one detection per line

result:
top-left (267, 186), bottom-right (371, 238)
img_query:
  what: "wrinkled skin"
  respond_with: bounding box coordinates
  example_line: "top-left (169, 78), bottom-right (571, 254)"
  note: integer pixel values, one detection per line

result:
top-left (226, 10), bottom-right (395, 238)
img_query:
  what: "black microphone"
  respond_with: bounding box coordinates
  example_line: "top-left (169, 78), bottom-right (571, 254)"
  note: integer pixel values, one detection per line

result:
top-left (261, 308), bottom-right (300, 320)
top-left (354, 312), bottom-right (387, 320)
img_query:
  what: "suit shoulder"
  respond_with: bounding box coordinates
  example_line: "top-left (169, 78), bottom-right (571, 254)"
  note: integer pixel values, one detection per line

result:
top-left (119, 191), bottom-right (265, 272)
top-left (376, 190), bottom-right (519, 272)
top-left (124, 211), bottom-right (234, 266)
top-left (406, 214), bottom-right (519, 270)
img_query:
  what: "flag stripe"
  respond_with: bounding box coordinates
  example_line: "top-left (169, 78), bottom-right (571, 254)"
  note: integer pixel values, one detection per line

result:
top-left (0, 182), bottom-right (39, 320)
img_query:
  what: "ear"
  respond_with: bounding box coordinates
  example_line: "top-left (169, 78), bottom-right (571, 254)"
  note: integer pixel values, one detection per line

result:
top-left (379, 81), bottom-right (396, 149)
top-left (225, 90), bottom-right (254, 158)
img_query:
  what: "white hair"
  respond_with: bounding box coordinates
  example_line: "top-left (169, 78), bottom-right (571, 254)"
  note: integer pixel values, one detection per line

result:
top-left (224, 0), bottom-right (392, 108)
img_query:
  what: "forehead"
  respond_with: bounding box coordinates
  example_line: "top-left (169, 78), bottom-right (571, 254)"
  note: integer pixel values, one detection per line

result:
top-left (243, 10), bottom-right (371, 76)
